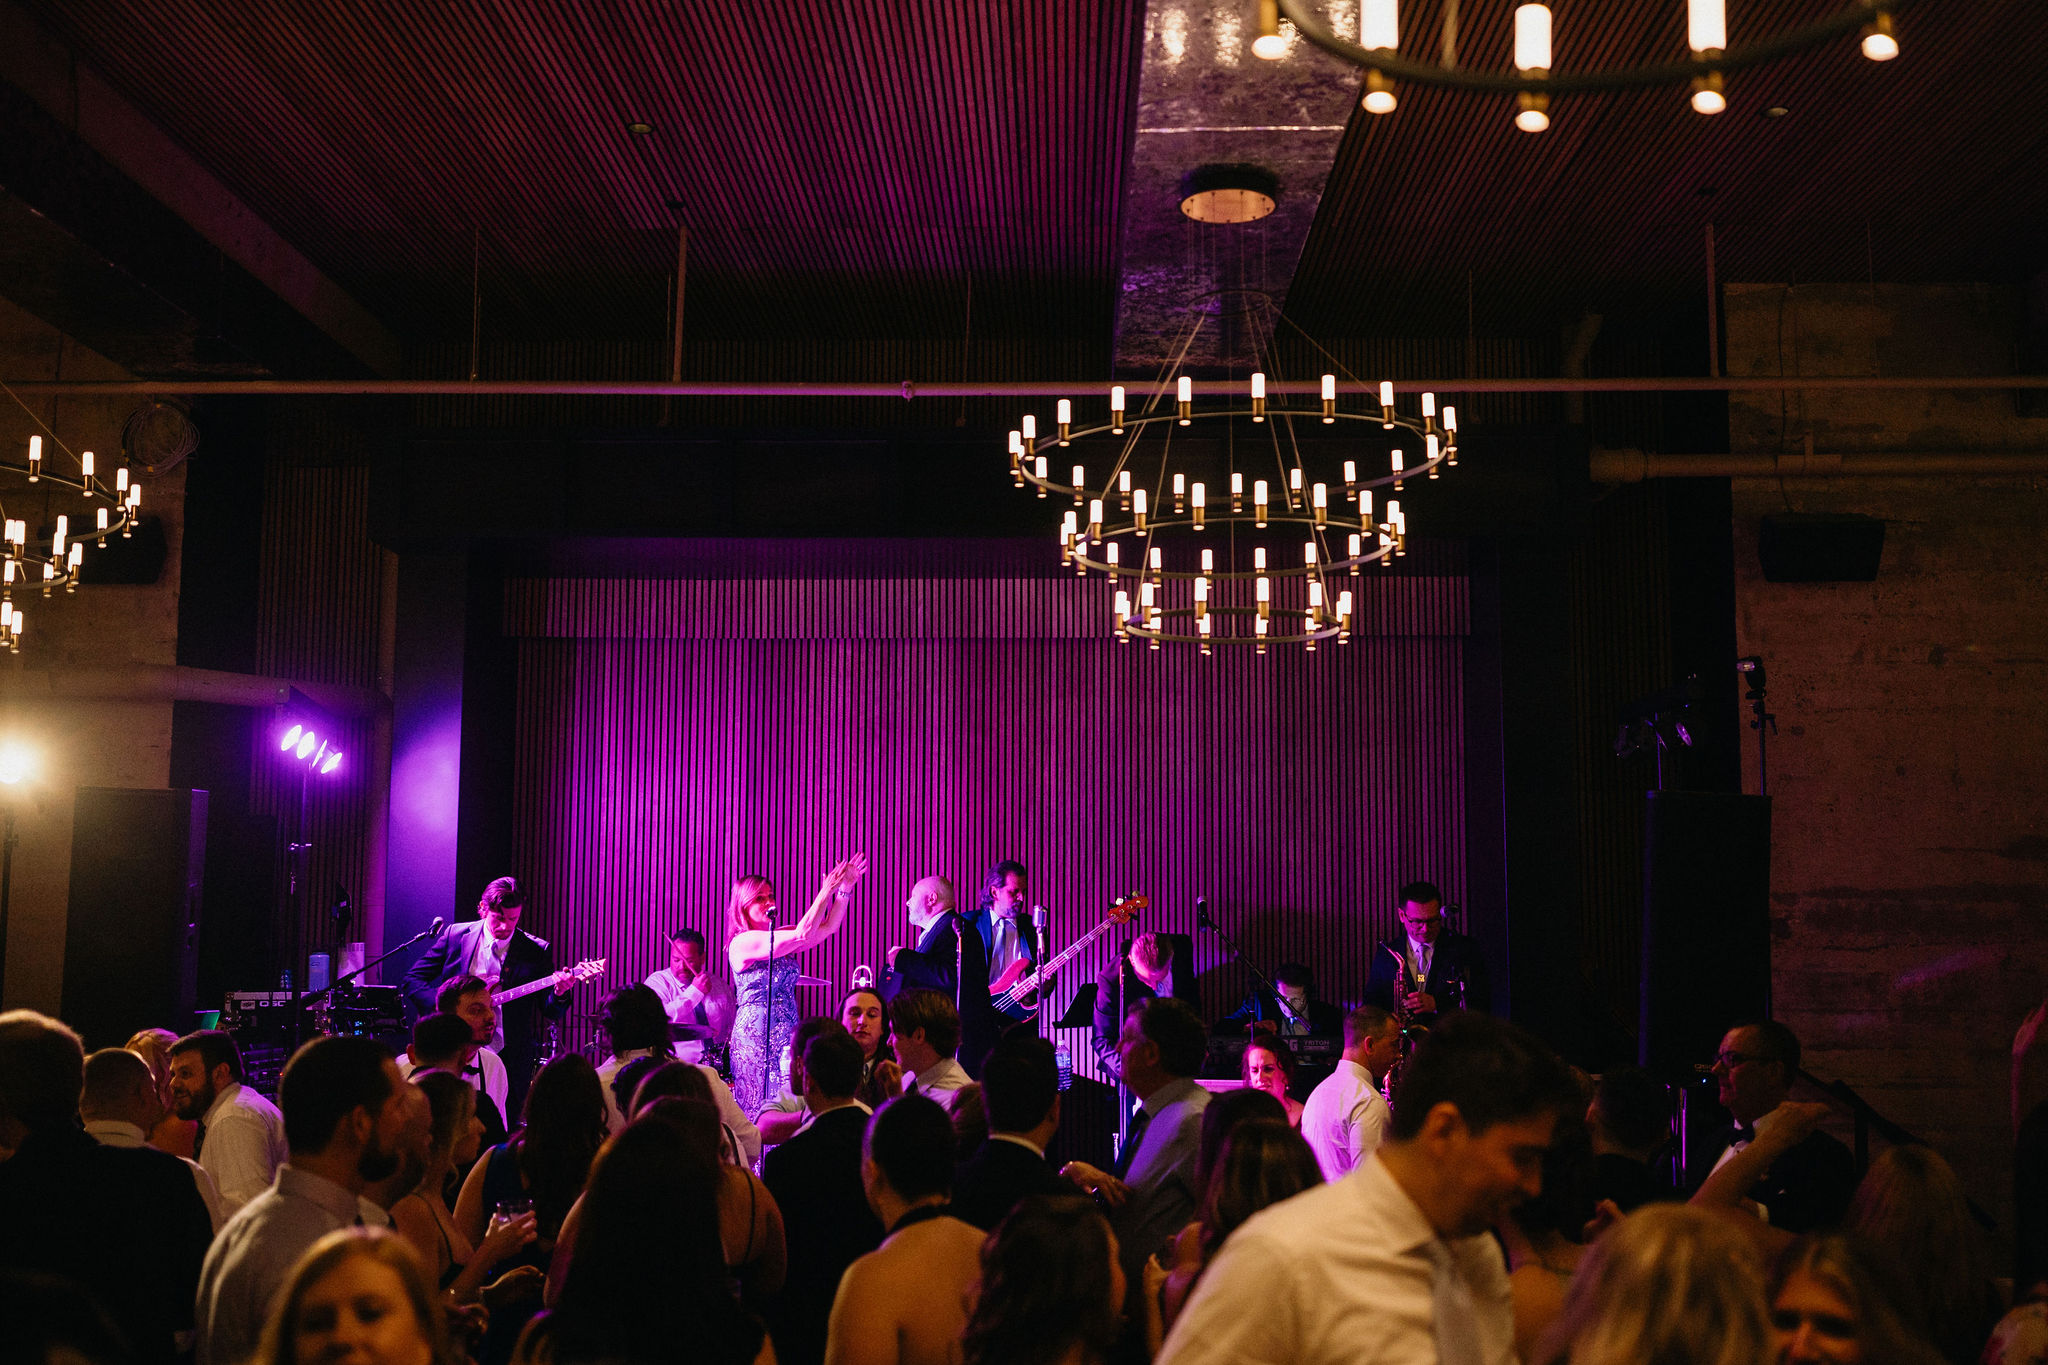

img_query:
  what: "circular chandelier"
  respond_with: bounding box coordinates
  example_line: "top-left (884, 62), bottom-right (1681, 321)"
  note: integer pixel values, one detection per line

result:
top-left (1266, 0), bottom-right (1906, 131)
top-left (1007, 314), bottom-right (1459, 653)
top-left (0, 433), bottom-right (145, 652)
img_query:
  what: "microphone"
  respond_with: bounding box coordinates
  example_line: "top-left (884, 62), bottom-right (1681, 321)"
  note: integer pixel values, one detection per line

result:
top-left (1195, 897), bottom-right (1210, 927)
top-left (1031, 904), bottom-right (1048, 935)
top-left (427, 916), bottom-right (445, 936)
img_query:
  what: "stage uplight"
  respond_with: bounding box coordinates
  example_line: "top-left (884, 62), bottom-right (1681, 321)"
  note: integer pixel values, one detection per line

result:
top-left (319, 750), bottom-right (343, 775)
top-left (295, 732), bottom-right (318, 760)
top-left (275, 688), bottom-right (349, 781)
top-left (279, 724), bottom-right (303, 751)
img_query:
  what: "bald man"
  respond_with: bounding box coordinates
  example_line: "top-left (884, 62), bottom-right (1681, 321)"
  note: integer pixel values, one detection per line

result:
top-left (81, 1048), bottom-right (226, 1232)
top-left (881, 875), bottom-right (999, 1078)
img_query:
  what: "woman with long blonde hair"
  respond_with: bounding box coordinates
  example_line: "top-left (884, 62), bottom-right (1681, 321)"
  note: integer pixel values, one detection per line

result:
top-left (724, 854), bottom-right (866, 1119)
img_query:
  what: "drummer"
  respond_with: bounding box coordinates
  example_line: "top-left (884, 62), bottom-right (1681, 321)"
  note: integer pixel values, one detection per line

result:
top-left (645, 926), bottom-right (737, 1068)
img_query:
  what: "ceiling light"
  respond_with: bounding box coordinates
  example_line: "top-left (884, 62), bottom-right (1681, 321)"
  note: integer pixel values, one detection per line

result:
top-left (1272, 0), bottom-right (1904, 132)
top-left (0, 435), bottom-right (143, 652)
top-left (1252, 0), bottom-right (1287, 58)
top-left (625, 120), bottom-right (654, 135)
top-left (1762, 105), bottom-right (1790, 118)
top-left (1178, 164), bottom-right (1280, 224)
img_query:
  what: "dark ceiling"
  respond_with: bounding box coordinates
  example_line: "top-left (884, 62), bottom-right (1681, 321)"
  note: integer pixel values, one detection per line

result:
top-left (14, 0), bottom-right (2048, 362)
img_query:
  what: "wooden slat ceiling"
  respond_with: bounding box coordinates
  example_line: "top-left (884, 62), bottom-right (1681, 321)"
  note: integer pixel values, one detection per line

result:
top-left (21, 0), bottom-right (1145, 343)
top-left (1287, 0), bottom-right (2048, 334)
top-left (19, 0), bottom-right (2048, 351)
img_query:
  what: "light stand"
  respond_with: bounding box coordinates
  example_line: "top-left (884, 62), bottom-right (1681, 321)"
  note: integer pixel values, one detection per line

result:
top-left (1193, 897), bottom-right (1290, 1033)
top-left (1738, 657), bottom-right (1776, 796)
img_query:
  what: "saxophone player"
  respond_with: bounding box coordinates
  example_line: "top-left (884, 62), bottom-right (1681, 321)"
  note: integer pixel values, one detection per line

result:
top-left (1362, 880), bottom-right (1493, 1024)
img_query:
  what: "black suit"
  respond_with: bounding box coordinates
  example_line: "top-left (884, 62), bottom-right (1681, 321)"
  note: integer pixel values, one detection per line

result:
top-left (1687, 1123), bottom-right (1856, 1234)
top-left (883, 911), bottom-right (1000, 1077)
top-left (953, 1135), bottom-right (1071, 1232)
top-left (761, 1104), bottom-right (885, 1365)
top-left (0, 1126), bottom-right (213, 1365)
top-left (1092, 933), bottom-right (1201, 1079)
top-left (401, 920), bottom-right (568, 1119)
top-left (1362, 930), bottom-right (1492, 1021)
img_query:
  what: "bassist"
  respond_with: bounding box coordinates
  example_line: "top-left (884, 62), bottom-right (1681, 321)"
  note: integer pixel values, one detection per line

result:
top-left (969, 861), bottom-right (1039, 1024)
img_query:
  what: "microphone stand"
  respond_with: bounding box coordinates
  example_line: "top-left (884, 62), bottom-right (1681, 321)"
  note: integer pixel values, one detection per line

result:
top-left (301, 920), bottom-right (445, 1011)
top-left (762, 899), bottom-right (780, 1112)
top-left (1193, 898), bottom-right (1291, 1033)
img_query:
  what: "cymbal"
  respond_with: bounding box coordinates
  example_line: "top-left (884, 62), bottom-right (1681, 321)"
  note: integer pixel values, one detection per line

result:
top-left (795, 975), bottom-right (834, 989)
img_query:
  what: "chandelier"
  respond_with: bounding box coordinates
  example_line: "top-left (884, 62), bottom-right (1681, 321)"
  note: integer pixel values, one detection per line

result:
top-left (1007, 303), bottom-right (1458, 653)
top-left (1265, 0), bottom-right (1905, 131)
top-left (0, 433), bottom-right (145, 652)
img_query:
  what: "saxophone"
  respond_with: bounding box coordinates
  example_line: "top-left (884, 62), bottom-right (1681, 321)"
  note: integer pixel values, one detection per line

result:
top-left (1380, 943), bottom-right (1417, 1106)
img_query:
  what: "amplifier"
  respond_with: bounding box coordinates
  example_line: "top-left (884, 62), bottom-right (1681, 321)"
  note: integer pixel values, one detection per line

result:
top-left (1203, 1033), bottom-right (1343, 1078)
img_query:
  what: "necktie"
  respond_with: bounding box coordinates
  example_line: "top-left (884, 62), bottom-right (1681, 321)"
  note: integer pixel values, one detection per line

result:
top-left (905, 1076), bottom-right (920, 1096)
top-left (192, 1121), bottom-right (206, 1161)
top-left (1114, 1107), bottom-right (1152, 1179)
top-left (1427, 1240), bottom-right (1486, 1365)
top-left (991, 918), bottom-right (1019, 974)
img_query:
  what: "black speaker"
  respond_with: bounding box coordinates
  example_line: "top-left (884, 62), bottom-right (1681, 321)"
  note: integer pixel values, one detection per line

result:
top-left (1638, 790), bottom-right (1771, 1076)
top-left (61, 788), bottom-right (208, 1049)
top-left (1758, 514), bottom-right (1885, 582)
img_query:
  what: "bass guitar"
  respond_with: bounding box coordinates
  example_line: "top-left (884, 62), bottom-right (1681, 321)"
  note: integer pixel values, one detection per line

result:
top-left (492, 958), bottom-right (606, 1007)
top-left (990, 894), bottom-right (1146, 1015)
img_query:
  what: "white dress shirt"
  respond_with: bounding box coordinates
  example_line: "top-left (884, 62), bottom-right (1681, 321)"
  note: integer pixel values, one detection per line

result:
top-left (906, 1056), bottom-right (972, 1113)
top-left (643, 966), bottom-right (737, 1063)
top-left (1157, 1153), bottom-right (1515, 1365)
top-left (194, 1165), bottom-right (391, 1365)
top-left (398, 1046), bottom-right (509, 1122)
top-left (1300, 1059), bottom-right (1392, 1182)
top-left (195, 1082), bottom-right (288, 1221)
top-left (86, 1118), bottom-right (227, 1233)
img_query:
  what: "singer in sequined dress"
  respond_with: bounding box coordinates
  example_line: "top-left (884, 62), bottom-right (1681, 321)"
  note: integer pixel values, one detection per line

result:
top-left (725, 854), bottom-right (867, 1119)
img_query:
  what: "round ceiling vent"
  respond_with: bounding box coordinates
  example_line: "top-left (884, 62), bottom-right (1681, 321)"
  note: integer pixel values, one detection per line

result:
top-left (1178, 164), bottom-right (1280, 224)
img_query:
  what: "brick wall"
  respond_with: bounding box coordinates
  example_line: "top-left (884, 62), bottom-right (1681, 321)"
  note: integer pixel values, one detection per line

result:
top-left (1726, 283), bottom-right (2048, 1248)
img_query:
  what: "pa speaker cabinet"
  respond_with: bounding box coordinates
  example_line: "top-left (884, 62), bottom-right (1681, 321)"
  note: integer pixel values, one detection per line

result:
top-left (62, 787), bottom-right (209, 1048)
top-left (1638, 790), bottom-right (1771, 1076)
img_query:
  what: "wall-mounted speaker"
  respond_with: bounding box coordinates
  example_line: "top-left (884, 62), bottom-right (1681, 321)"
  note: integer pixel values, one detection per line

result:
top-left (61, 788), bottom-right (208, 1049)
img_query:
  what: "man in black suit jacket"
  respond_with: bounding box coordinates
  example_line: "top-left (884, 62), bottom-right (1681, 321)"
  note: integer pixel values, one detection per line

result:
top-left (761, 1026), bottom-right (885, 1365)
top-left (1092, 931), bottom-right (1201, 1080)
top-left (882, 874), bottom-right (1000, 1077)
top-left (953, 1034), bottom-right (1072, 1231)
top-left (1362, 880), bottom-right (1492, 1023)
top-left (0, 1011), bottom-right (213, 1365)
top-left (400, 876), bottom-right (570, 1119)
top-left (1687, 1020), bottom-right (1855, 1233)
top-left (1215, 961), bottom-right (1348, 1039)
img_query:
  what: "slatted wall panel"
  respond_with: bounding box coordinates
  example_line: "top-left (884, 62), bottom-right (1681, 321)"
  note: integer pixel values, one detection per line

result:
top-left (504, 570), bottom-right (1467, 1080)
top-left (251, 463), bottom-right (385, 975)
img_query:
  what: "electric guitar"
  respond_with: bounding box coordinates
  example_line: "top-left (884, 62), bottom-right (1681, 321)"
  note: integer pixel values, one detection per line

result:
top-left (491, 958), bottom-right (606, 1007)
top-left (990, 894), bottom-right (1146, 1015)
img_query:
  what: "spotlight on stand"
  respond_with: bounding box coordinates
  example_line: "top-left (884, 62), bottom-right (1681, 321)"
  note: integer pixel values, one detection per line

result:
top-left (275, 688), bottom-right (345, 779)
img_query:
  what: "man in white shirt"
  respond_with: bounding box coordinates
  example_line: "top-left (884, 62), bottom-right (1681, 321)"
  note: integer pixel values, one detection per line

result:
top-left (645, 927), bottom-right (736, 1065)
top-left (429, 976), bottom-right (513, 1121)
top-left (82, 1047), bottom-right (226, 1232)
top-left (885, 989), bottom-right (972, 1113)
top-left (399, 1008), bottom-right (509, 1145)
top-left (167, 1029), bottom-right (287, 1220)
top-left (195, 1037), bottom-right (411, 1365)
top-left (1157, 1013), bottom-right (1576, 1365)
top-left (1300, 1004), bottom-right (1403, 1182)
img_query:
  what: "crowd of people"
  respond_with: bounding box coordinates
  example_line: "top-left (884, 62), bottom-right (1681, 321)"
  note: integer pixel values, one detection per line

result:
top-left (2, 866), bottom-right (2044, 1365)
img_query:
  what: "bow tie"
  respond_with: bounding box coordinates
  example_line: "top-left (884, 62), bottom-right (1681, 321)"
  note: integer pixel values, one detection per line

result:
top-left (1733, 1122), bottom-right (1757, 1144)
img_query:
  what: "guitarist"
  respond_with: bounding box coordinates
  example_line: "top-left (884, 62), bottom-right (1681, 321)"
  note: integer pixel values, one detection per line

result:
top-left (401, 875), bottom-right (573, 1119)
top-left (969, 860), bottom-right (1040, 1026)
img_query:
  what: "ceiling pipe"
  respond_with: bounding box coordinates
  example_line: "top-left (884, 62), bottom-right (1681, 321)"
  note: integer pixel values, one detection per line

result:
top-left (1, 375), bottom-right (2047, 398)
top-left (1593, 448), bottom-right (2048, 481)
top-left (0, 663), bottom-right (385, 717)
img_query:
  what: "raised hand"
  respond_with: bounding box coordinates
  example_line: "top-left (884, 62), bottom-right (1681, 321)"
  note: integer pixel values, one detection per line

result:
top-left (474, 1210), bottom-right (538, 1271)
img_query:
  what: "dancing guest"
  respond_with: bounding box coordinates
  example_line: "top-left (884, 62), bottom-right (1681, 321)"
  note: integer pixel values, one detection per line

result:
top-left (1767, 1232), bottom-right (1948, 1365)
top-left (726, 854), bottom-right (869, 1119)
top-left (960, 1196), bottom-right (1125, 1365)
top-left (167, 1027), bottom-right (288, 1219)
top-left (883, 874), bottom-right (1000, 1078)
top-left (390, 1070), bottom-right (539, 1304)
top-left (124, 1026), bottom-right (195, 1157)
top-left (843, 986), bottom-right (899, 1109)
top-left (1241, 1030), bottom-right (1304, 1127)
top-left (548, 1109), bottom-right (772, 1365)
top-left (646, 926), bottom-right (737, 1066)
top-left (252, 1228), bottom-right (458, 1365)
top-left (421, 976), bottom-right (512, 1139)
top-left (953, 1035), bottom-right (1069, 1232)
top-left (592, 984), bottom-right (675, 1133)
top-left (824, 1094), bottom-right (985, 1365)
top-left (82, 1047), bottom-right (226, 1231)
top-left (1844, 1145), bottom-right (1999, 1364)
top-left (886, 989), bottom-right (972, 1112)
top-left (1299, 1005), bottom-right (1401, 1182)
top-left (453, 1055), bottom-right (605, 1264)
top-left (759, 1015), bottom-right (852, 1147)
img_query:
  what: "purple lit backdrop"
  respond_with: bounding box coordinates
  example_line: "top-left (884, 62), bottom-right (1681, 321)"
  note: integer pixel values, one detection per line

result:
top-left (504, 572), bottom-right (1469, 1080)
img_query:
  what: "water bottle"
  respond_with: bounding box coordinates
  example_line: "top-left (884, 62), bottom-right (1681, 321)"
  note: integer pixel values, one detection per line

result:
top-left (1054, 1041), bottom-right (1074, 1092)
top-left (279, 969), bottom-right (292, 995)
top-left (308, 953), bottom-right (331, 993)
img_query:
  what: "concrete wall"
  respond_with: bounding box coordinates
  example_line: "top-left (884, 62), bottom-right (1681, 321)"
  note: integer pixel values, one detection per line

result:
top-left (0, 293), bottom-right (184, 1011)
top-left (1725, 282), bottom-right (2048, 1241)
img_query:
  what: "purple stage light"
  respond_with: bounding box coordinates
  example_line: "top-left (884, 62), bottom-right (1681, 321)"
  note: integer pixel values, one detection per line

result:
top-left (295, 732), bottom-right (318, 760)
top-left (280, 724), bottom-right (303, 751)
top-left (319, 750), bottom-right (343, 775)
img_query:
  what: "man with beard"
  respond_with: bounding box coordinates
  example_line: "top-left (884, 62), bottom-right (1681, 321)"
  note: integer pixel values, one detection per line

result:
top-left (194, 1036), bottom-right (410, 1365)
top-left (166, 1028), bottom-right (287, 1219)
top-left (361, 1080), bottom-right (434, 1216)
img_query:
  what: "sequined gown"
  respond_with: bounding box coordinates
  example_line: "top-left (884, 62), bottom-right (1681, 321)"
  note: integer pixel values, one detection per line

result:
top-left (730, 953), bottom-right (801, 1120)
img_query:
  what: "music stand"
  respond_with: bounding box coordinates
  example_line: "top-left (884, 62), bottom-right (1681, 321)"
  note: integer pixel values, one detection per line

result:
top-left (1053, 983), bottom-right (1097, 1030)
